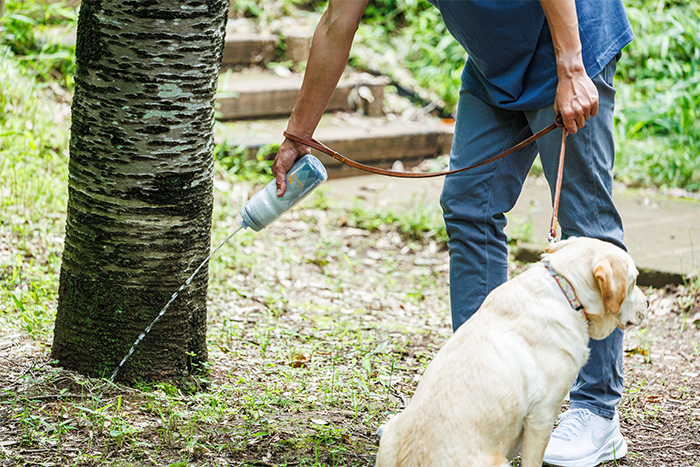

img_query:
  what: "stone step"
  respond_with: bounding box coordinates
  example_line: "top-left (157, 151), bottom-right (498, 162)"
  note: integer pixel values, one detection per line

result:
top-left (222, 32), bottom-right (278, 67)
top-left (216, 72), bottom-right (389, 120)
top-left (215, 113), bottom-right (454, 179)
top-left (222, 24), bottom-right (312, 67)
top-left (283, 32), bottom-right (313, 62)
top-left (35, 18), bottom-right (312, 67)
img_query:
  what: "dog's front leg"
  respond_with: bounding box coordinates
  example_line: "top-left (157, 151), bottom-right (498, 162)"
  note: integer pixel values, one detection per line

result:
top-left (520, 413), bottom-right (556, 467)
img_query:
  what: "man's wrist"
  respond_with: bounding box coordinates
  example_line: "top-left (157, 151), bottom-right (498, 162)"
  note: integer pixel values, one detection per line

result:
top-left (285, 119), bottom-right (316, 139)
top-left (556, 51), bottom-right (586, 78)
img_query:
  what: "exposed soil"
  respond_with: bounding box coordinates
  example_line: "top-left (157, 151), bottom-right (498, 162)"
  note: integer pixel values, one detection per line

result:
top-left (616, 285), bottom-right (700, 466)
top-left (1, 194), bottom-right (699, 466)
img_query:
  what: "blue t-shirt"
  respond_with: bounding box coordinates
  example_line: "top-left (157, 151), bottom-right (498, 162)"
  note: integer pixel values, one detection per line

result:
top-left (426, 0), bottom-right (634, 110)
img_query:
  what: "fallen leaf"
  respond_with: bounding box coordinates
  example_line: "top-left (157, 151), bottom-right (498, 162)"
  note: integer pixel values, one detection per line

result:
top-left (625, 346), bottom-right (650, 357)
top-left (288, 354), bottom-right (310, 368)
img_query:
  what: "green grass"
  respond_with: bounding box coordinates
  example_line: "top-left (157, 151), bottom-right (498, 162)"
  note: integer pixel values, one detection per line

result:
top-left (0, 46), bottom-right (68, 343)
top-left (2, 1), bottom-right (700, 465)
top-left (344, 197), bottom-right (447, 246)
top-left (2, 174), bottom-right (451, 464)
top-left (0, 0), bottom-right (77, 86)
top-left (0, 0), bottom-right (78, 89)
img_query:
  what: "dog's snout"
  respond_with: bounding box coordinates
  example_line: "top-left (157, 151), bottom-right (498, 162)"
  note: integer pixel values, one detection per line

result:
top-left (622, 311), bottom-right (645, 329)
top-left (622, 287), bottom-right (649, 328)
top-left (634, 292), bottom-right (649, 326)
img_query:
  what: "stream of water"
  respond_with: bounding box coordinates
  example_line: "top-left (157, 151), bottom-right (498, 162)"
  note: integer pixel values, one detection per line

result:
top-left (106, 224), bottom-right (244, 386)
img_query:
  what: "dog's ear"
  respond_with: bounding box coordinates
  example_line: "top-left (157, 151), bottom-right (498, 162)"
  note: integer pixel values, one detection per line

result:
top-left (594, 256), bottom-right (628, 314)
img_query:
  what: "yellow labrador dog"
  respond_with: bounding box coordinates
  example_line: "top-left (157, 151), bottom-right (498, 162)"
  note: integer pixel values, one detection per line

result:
top-left (376, 237), bottom-right (647, 467)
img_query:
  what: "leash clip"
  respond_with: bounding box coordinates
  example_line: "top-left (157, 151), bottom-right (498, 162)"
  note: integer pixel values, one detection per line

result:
top-left (548, 217), bottom-right (558, 244)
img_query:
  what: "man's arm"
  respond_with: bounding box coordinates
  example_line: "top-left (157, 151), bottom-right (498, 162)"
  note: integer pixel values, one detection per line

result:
top-left (272, 0), bottom-right (368, 195)
top-left (540, 0), bottom-right (599, 134)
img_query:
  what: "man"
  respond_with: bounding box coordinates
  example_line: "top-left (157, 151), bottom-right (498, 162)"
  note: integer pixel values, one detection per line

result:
top-left (271, 1), bottom-right (634, 466)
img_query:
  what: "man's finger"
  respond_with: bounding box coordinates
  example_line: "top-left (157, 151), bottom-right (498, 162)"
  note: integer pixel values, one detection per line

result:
top-left (582, 102), bottom-right (592, 122)
top-left (271, 158), bottom-right (288, 196)
top-left (562, 111), bottom-right (578, 134)
top-left (275, 173), bottom-right (287, 197)
top-left (572, 102), bottom-right (585, 129)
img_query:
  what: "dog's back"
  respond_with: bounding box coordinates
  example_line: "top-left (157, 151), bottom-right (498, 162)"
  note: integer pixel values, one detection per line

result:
top-left (375, 292), bottom-right (539, 467)
top-left (374, 266), bottom-right (588, 467)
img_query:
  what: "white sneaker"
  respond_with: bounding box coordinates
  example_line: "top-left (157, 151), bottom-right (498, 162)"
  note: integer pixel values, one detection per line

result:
top-left (543, 408), bottom-right (627, 467)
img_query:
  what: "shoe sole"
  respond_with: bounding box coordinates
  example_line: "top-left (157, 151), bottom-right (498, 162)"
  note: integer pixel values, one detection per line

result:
top-left (543, 436), bottom-right (627, 467)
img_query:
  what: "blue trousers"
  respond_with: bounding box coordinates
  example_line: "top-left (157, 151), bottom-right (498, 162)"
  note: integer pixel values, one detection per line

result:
top-left (440, 58), bottom-right (624, 419)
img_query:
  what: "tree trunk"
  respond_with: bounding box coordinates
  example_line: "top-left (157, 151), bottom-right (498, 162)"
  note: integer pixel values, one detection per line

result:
top-left (51, 0), bottom-right (229, 383)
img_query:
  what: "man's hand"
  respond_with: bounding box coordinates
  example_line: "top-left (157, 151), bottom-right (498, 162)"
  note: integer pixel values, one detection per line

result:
top-left (554, 63), bottom-right (599, 134)
top-left (271, 0), bottom-right (368, 196)
top-left (272, 138), bottom-right (311, 196)
top-left (540, 0), bottom-right (598, 134)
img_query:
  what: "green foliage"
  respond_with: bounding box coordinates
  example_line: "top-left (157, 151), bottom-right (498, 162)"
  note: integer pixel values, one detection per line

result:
top-left (213, 140), bottom-right (277, 185)
top-left (614, 0), bottom-right (700, 191)
top-left (228, 0), bottom-right (320, 23)
top-left (228, 0), bottom-right (265, 18)
top-left (347, 197), bottom-right (447, 246)
top-left (352, 0), bottom-right (464, 111)
top-left (0, 0), bottom-right (77, 87)
top-left (362, 0), bottom-right (430, 31)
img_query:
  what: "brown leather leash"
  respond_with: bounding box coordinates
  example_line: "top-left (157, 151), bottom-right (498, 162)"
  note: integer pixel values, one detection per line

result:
top-left (283, 115), bottom-right (568, 242)
top-left (548, 126), bottom-right (568, 244)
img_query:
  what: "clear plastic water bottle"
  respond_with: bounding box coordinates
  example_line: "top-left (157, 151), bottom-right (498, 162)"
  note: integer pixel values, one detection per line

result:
top-left (240, 154), bottom-right (328, 231)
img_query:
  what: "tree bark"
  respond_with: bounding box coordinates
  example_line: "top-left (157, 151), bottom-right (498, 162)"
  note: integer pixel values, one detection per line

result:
top-left (51, 0), bottom-right (229, 383)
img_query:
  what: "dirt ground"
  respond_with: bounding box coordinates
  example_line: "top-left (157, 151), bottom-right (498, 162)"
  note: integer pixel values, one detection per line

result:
top-left (1, 195), bottom-right (699, 466)
top-left (615, 284), bottom-right (700, 467)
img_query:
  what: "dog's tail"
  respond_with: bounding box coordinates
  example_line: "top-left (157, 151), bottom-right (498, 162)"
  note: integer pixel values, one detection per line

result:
top-left (375, 411), bottom-right (511, 467)
top-left (375, 414), bottom-right (453, 467)
top-left (375, 415), bottom-right (421, 467)
top-left (375, 419), bottom-right (401, 467)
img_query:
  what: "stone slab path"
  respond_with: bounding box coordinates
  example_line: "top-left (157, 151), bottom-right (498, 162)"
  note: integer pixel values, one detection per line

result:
top-left (323, 173), bottom-right (700, 286)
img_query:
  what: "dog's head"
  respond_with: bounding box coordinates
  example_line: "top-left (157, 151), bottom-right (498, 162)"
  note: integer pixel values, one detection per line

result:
top-left (544, 237), bottom-right (648, 340)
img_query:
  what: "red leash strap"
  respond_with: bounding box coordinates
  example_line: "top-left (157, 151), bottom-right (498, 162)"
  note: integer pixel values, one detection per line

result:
top-left (548, 127), bottom-right (568, 244)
